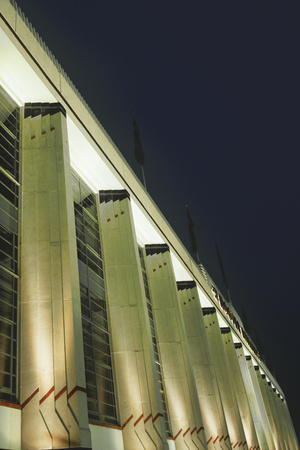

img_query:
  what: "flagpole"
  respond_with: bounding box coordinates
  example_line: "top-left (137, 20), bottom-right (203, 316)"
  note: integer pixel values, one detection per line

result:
top-left (186, 205), bottom-right (200, 264)
top-left (215, 241), bottom-right (232, 304)
top-left (141, 165), bottom-right (147, 190)
top-left (132, 110), bottom-right (147, 190)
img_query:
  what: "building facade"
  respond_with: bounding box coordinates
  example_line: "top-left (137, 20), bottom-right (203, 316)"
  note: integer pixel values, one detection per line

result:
top-left (0, 1), bottom-right (298, 449)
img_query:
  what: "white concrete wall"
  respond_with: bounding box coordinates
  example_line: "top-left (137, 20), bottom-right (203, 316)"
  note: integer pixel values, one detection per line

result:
top-left (167, 438), bottom-right (176, 450)
top-left (0, 404), bottom-right (21, 450)
top-left (90, 424), bottom-right (124, 450)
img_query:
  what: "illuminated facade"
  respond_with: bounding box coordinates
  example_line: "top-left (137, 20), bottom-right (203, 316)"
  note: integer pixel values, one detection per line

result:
top-left (0, 1), bottom-right (299, 449)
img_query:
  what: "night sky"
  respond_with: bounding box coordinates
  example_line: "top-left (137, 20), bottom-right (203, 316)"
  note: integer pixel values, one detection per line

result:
top-left (14, 0), bottom-right (300, 442)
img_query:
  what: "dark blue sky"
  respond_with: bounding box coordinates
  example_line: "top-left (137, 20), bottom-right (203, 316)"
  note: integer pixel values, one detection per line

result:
top-left (15, 0), bottom-right (300, 441)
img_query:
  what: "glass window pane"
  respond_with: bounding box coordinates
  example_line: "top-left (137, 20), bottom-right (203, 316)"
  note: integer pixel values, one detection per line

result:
top-left (73, 171), bottom-right (117, 424)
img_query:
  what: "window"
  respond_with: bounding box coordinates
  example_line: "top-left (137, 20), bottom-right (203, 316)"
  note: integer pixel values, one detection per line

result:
top-left (139, 246), bottom-right (171, 436)
top-left (72, 172), bottom-right (117, 424)
top-left (0, 85), bottom-right (19, 403)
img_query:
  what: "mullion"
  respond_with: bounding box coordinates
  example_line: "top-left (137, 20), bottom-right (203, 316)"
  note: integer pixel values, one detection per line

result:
top-left (73, 172), bottom-right (117, 424)
top-left (81, 287), bottom-right (100, 414)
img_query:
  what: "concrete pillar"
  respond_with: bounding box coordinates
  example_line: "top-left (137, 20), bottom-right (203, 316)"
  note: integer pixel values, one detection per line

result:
top-left (221, 331), bottom-right (258, 450)
top-left (274, 383), bottom-right (300, 450)
top-left (271, 387), bottom-right (297, 450)
top-left (20, 103), bottom-right (91, 449)
top-left (270, 389), bottom-right (289, 450)
top-left (99, 191), bottom-right (168, 450)
top-left (280, 395), bottom-right (299, 450)
top-left (256, 373), bottom-right (283, 450)
top-left (145, 245), bottom-right (207, 450)
top-left (202, 308), bottom-right (247, 449)
top-left (177, 282), bottom-right (231, 450)
top-left (235, 346), bottom-right (268, 449)
top-left (247, 359), bottom-right (275, 450)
